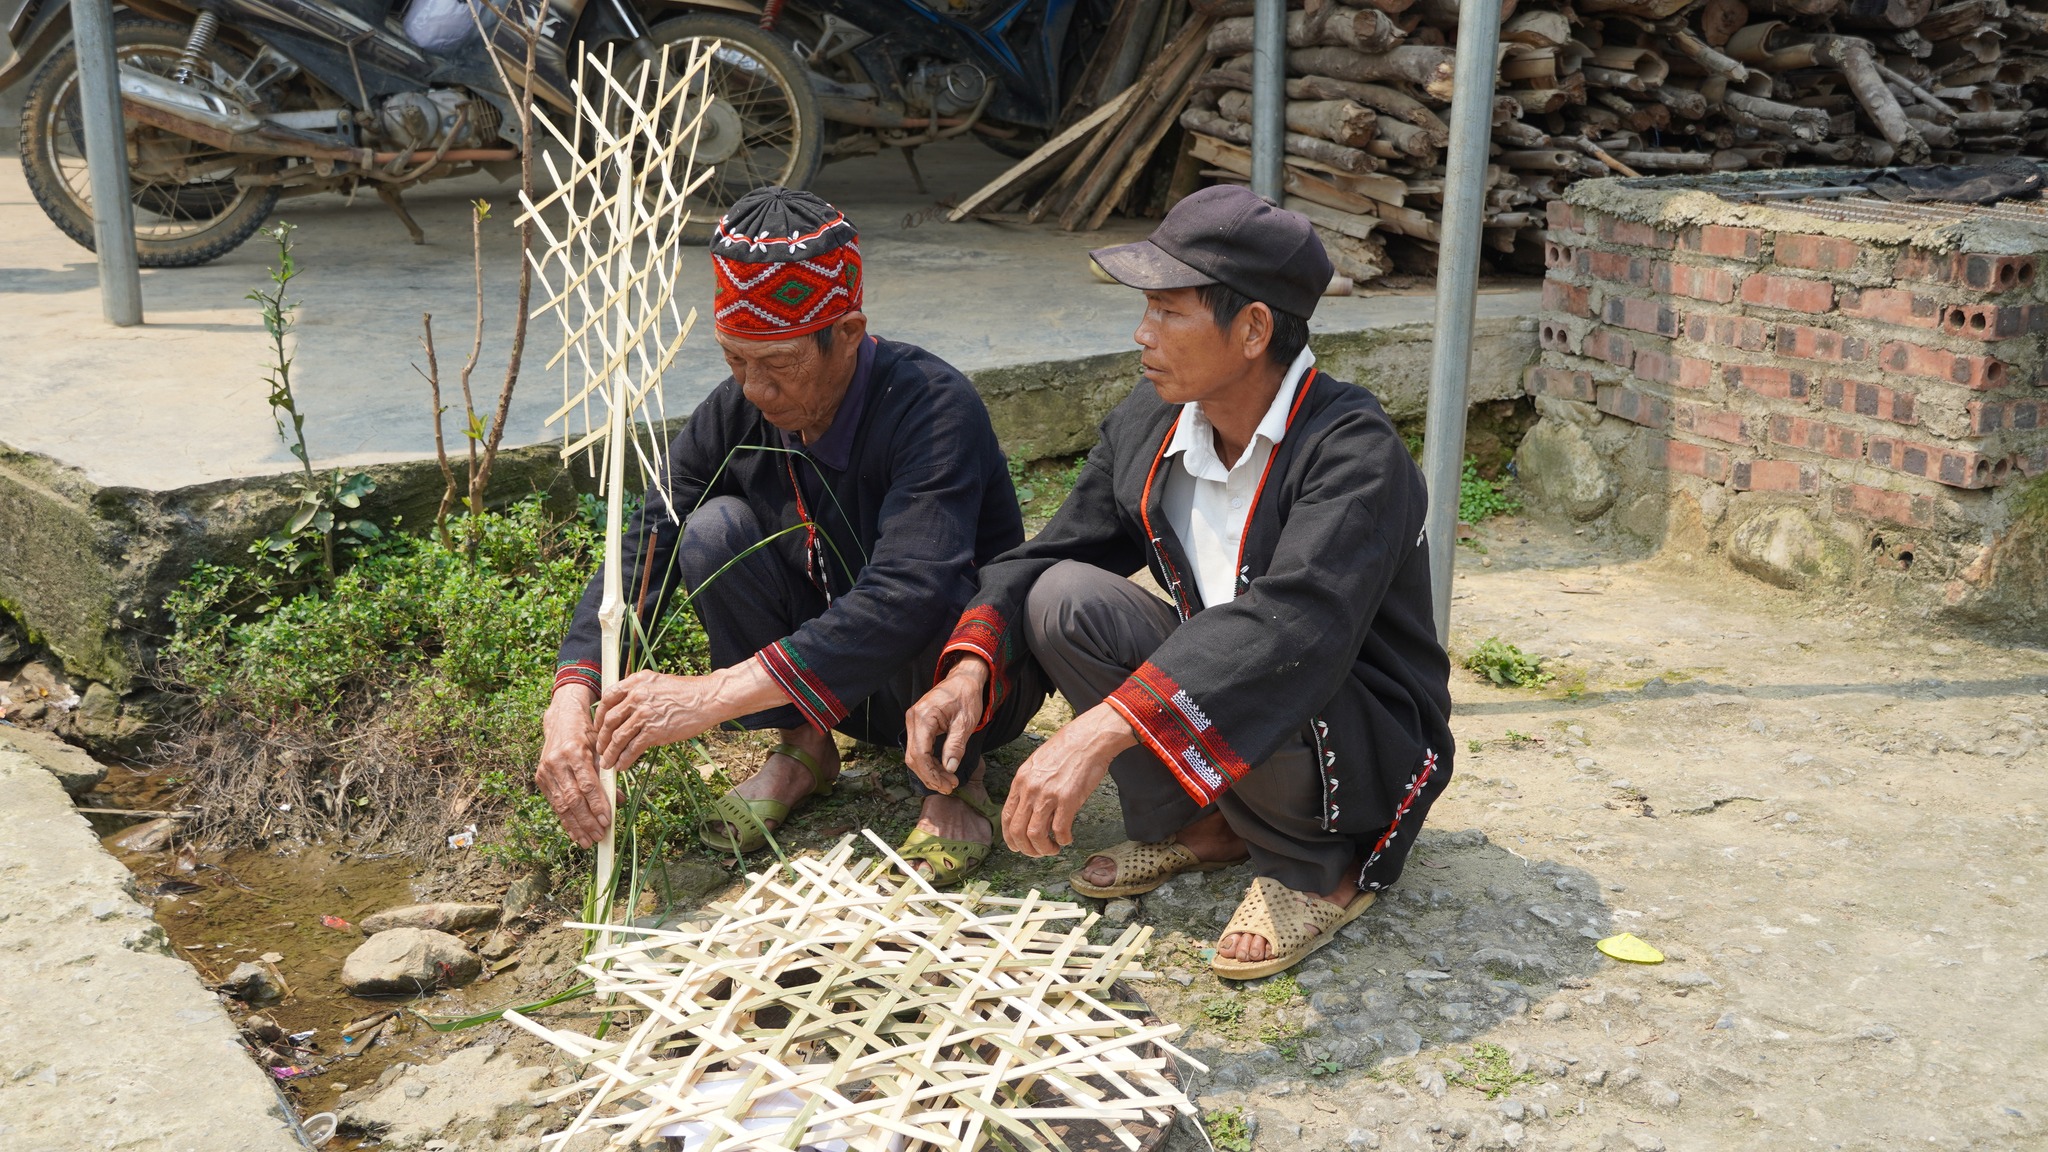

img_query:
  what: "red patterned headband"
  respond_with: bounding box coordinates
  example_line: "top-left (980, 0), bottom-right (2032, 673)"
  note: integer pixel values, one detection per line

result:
top-left (712, 241), bottom-right (863, 340)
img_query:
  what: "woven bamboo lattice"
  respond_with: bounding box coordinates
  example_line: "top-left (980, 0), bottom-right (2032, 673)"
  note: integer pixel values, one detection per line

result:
top-left (515, 38), bottom-right (716, 927)
top-left (507, 833), bottom-right (1201, 1151)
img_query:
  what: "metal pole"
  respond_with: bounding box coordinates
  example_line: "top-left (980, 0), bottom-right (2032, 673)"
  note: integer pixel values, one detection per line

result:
top-left (1250, 0), bottom-right (1285, 202)
top-left (1420, 0), bottom-right (1504, 645)
top-left (71, 0), bottom-right (144, 327)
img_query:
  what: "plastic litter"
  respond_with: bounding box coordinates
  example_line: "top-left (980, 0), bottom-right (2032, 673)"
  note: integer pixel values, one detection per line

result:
top-left (300, 1112), bottom-right (339, 1147)
top-left (447, 824), bottom-right (477, 850)
top-left (1596, 932), bottom-right (1665, 964)
top-left (320, 915), bottom-right (351, 931)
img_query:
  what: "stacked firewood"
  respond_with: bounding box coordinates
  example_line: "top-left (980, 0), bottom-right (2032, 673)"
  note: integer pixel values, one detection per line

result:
top-left (1164, 0), bottom-right (2048, 282)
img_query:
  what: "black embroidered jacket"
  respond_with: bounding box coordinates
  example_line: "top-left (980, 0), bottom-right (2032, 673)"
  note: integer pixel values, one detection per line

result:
top-left (944, 369), bottom-right (1454, 836)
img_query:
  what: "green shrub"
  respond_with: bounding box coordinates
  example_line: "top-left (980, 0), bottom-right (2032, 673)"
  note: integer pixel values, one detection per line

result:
top-left (1458, 457), bottom-right (1521, 524)
top-left (161, 497), bottom-right (712, 858)
top-left (1463, 637), bottom-right (1553, 688)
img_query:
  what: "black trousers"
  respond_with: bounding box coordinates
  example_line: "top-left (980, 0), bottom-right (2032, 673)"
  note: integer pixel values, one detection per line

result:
top-left (1020, 560), bottom-right (1444, 895)
top-left (677, 496), bottom-right (1044, 796)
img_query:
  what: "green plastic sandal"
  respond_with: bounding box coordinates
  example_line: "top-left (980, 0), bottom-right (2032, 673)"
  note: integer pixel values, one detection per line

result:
top-left (897, 788), bottom-right (1002, 887)
top-left (697, 743), bottom-right (833, 853)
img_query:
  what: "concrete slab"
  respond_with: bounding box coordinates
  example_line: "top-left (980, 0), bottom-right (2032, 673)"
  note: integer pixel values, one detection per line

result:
top-left (0, 746), bottom-right (306, 1152)
top-left (0, 140), bottom-right (1536, 489)
top-left (0, 136), bottom-right (1539, 685)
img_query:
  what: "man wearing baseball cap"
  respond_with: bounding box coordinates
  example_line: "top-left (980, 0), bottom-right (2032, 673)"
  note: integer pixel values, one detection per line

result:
top-left (540, 186), bottom-right (1044, 882)
top-left (906, 185), bottom-right (1454, 978)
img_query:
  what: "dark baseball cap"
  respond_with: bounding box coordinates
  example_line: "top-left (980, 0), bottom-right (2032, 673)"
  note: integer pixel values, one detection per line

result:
top-left (1090, 185), bottom-right (1333, 320)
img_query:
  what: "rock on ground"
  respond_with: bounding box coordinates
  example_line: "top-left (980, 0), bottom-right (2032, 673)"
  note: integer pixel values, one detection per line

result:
top-left (0, 747), bottom-right (301, 1151)
top-left (0, 725), bottom-right (106, 795)
top-left (361, 902), bottom-right (503, 934)
top-left (341, 928), bottom-right (482, 995)
top-left (338, 1042), bottom-right (551, 1149)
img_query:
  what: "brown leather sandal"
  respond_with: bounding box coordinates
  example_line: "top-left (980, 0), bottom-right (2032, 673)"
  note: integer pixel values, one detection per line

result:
top-left (1210, 876), bottom-right (1377, 981)
top-left (1068, 838), bottom-right (1241, 899)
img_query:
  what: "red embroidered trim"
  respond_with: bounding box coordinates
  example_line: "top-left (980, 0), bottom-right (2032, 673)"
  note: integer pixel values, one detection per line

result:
top-left (1358, 748), bottom-right (1440, 887)
top-left (756, 640), bottom-right (846, 732)
top-left (1231, 367), bottom-right (1319, 593)
top-left (553, 660), bottom-right (601, 697)
top-left (940, 605), bottom-right (1012, 730)
top-left (1137, 422), bottom-right (1192, 618)
top-left (1105, 662), bottom-right (1250, 807)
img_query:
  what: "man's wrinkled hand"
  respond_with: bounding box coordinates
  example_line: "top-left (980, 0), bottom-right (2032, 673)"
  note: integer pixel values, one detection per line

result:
top-left (1001, 704), bottom-right (1136, 858)
top-left (536, 686), bottom-right (609, 848)
top-left (594, 670), bottom-right (723, 774)
top-left (903, 658), bottom-right (990, 794)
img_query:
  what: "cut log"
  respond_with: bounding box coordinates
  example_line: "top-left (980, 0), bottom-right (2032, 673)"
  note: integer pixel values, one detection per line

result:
top-left (1182, 108), bottom-right (1381, 172)
top-left (1700, 0), bottom-right (1750, 45)
top-left (1613, 149), bottom-right (1715, 169)
top-left (1655, 84), bottom-right (1710, 119)
top-left (1806, 33), bottom-right (1930, 162)
top-left (1190, 132), bottom-right (1389, 213)
top-left (1287, 45), bottom-right (1458, 99)
top-left (1502, 9), bottom-right (1571, 46)
top-left (1669, 28), bottom-right (1751, 80)
top-left (1289, 75), bottom-right (1449, 137)
top-left (1837, 0), bottom-right (1935, 27)
top-left (1208, 7), bottom-right (1402, 55)
top-left (1216, 90), bottom-right (1380, 146)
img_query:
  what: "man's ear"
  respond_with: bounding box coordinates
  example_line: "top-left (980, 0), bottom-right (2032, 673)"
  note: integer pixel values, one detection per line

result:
top-left (1240, 302), bottom-right (1274, 363)
top-left (835, 311), bottom-right (869, 346)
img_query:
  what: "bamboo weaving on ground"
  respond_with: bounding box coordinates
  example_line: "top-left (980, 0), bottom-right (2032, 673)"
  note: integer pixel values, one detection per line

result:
top-left (507, 833), bottom-right (1201, 1151)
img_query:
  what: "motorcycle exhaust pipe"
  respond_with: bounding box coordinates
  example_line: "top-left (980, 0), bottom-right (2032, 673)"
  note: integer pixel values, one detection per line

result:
top-left (118, 63), bottom-right (263, 134)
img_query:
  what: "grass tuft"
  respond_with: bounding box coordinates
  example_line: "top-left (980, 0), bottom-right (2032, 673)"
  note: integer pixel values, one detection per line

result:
top-left (1463, 638), bottom-right (1554, 688)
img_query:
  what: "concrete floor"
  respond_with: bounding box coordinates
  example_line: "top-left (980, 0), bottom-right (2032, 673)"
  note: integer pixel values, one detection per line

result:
top-left (1, 138), bottom-right (1537, 490)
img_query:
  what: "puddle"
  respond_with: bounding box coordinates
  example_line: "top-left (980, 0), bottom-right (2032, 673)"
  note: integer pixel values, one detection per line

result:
top-left (84, 761), bottom-right (499, 1124)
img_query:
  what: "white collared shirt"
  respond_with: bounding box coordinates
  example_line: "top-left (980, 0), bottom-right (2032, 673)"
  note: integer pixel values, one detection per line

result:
top-left (1162, 345), bottom-right (1316, 609)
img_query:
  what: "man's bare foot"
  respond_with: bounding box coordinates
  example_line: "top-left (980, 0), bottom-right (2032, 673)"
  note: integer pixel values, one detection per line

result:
top-left (711, 726), bottom-right (839, 842)
top-left (908, 760), bottom-right (993, 877)
top-left (1076, 809), bottom-right (1249, 891)
top-left (1216, 873), bottom-right (1362, 964)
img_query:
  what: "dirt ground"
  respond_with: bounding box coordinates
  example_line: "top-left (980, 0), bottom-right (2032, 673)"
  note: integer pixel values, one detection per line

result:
top-left (102, 516), bottom-right (2048, 1152)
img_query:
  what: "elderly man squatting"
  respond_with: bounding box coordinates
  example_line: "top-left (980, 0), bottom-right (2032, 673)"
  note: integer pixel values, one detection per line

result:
top-left (538, 186), bottom-right (1044, 883)
top-left (905, 186), bottom-right (1455, 978)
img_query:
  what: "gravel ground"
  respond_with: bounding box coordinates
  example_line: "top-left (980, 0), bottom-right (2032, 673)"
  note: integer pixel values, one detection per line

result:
top-left (1116, 519), bottom-right (2048, 1152)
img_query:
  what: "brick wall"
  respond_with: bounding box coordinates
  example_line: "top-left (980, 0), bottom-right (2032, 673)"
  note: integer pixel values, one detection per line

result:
top-left (1521, 192), bottom-right (2048, 624)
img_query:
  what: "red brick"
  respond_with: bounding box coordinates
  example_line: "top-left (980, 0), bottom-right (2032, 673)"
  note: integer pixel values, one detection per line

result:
top-left (1879, 340), bottom-right (2012, 390)
top-left (1821, 379), bottom-right (1918, 426)
top-left (1673, 401), bottom-right (1749, 444)
top-left (1940, 302), bottom-right (2048, 341)
top-left (1894, 248), bottom-right (2038, 292)
top-left (1770, 415), bottom-right (1865, 461)
top-left (1604, 295), bottom-right (1681, 337)
top-left (1546, 201), bottom-right (1580, 232)
top-left (1776, 234), bottom-right (1861, 273)
top-left (1684, 314), bottom-right (1770, 352)
top-left (1632, 346), bottom-right (1677, 385)
top-left (1597, 215), bottom-right (1676, 250)
top-left (1647, 438), bottom-right (1731, 482)
top-left (1739, 272), bottom-right (1835, 314)
top-left (1539, 320), bottom-right (1574, 354)
top-left (1868, 436), bottom-right (2004, 489)
top-left (1582, 327), bottom-right (1635, 368)
top-left (1578, 247), bottom-right (1642, 285)
top-left (1731, 460), bottom-right (1821, 494)
top-left (1967, 399), bottom-right (2045, 434)
top-left (1775, 324), bottom-right (1871, 364)
top-left (1833, 483), bottom-right (1933, 528)
top-left (1681, 225), bottom-right (1763, 260)
top-left (1524, 365), bottom-right (1596, 402)
top-left (1544, 242), bottom-right (1574, 271)
top-left (1676, 357), bottom-right (1715, 391)
top-left (1723, 363), bottom-right (1809, 400)
top-left (1596, 385), bottom-right (1670, 428)
top-left (1655, 262), bottom-right (1737, 303)
top-left (1544, 279), bottom-right (1594, 318)
top-left (1837, 287), bottom-right (1940, 328)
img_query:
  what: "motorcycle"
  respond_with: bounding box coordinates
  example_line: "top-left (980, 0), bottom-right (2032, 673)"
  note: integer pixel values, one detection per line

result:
top-left (0, 0), bottom-right (1108, 265)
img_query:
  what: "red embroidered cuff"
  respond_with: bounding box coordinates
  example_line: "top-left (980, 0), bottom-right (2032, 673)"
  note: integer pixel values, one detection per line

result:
top-left (1103, 662), bottom-right (1250, 808)
top-left (553, 660), bottom-right (601, 698)
top-left (755, 640), bottom-right (847, 732)
top-left (939, 605), bottom-right (1013, 731)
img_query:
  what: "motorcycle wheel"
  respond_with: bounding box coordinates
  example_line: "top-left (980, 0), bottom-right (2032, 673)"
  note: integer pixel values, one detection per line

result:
top-left (19, 18), bottom-right (281, 268)
top-left (641, 14), bottom-right (823, 244)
